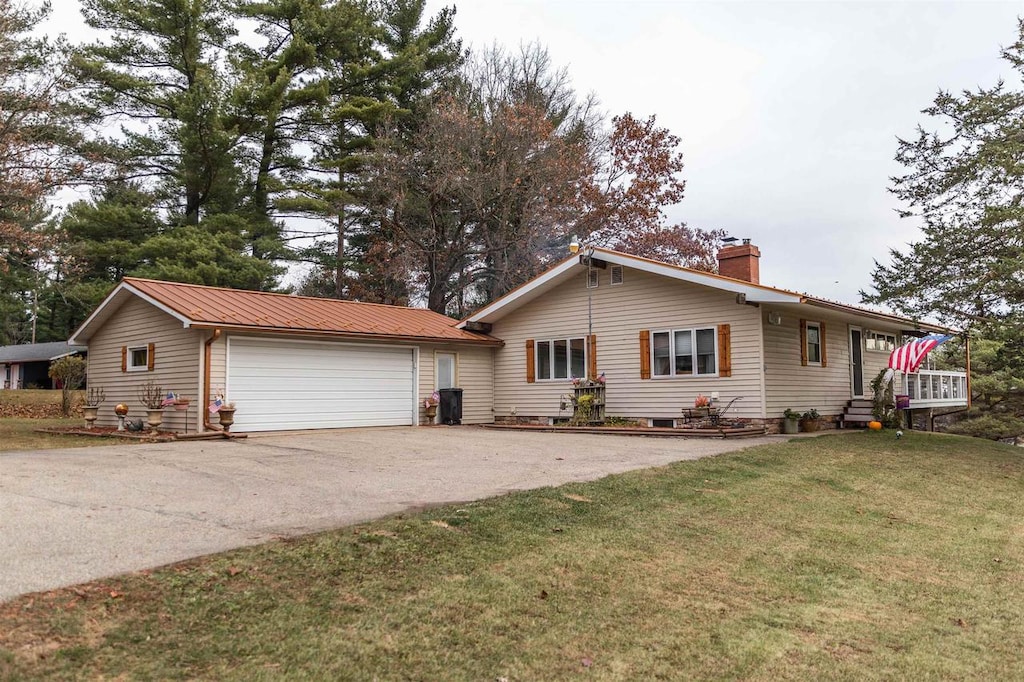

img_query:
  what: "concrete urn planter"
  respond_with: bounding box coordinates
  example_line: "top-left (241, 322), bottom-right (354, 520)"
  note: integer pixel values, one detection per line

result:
top-left (782, 417), bottom-right (800, 435)
top-left (83, 406), bottom-right (100, 429)
top-left (146, 408), bottom-right (165, 433)
top-left (218, 407), bottom-right (236, 432)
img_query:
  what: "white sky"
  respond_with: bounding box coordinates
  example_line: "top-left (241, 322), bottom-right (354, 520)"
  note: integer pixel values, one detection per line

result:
top-left (44, 0), bottom-right (1023, 310)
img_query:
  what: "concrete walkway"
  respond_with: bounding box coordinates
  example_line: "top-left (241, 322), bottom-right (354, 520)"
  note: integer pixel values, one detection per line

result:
top-left (0, 426), bottom-right (808, 602)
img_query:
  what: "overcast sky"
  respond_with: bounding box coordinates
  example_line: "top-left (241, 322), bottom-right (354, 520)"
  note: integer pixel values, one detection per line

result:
top-left (44, 0), bottom-right (1022, 311)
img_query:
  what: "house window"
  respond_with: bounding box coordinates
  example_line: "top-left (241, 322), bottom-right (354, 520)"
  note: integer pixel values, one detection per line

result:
top-left (536, 338), bottom-right (586, 380)
top-left (805, 323), bottom-right (822, 365)
top-left (865, 331), bottom-right (897, 352)
top-left (610, 265), bottom-right (623, 285)
top-left (652, 328), bottom-right (717, 377)
top-left (587, 268), bottom-right (599, 289)
top-left (127, 346), bottom-right (149, 371)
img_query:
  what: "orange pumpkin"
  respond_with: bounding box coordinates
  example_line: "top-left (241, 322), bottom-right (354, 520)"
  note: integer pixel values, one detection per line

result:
top-left (868, 421), bottom-right (883, 430)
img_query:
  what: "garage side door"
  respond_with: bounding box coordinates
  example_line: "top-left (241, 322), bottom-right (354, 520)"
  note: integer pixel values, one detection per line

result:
top-left (228, 338), bottom-right (415, 432)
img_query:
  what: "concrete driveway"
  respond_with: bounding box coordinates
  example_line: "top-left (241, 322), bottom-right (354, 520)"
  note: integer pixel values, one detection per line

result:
top-left (0, 426), bottom-right (782, 602)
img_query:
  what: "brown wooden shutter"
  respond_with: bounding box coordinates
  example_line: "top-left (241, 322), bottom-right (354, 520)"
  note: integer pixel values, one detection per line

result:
top-left (147, 342), bottom-right (155, 371)
top-left (800, 320), bottom-right (808, 366)
top-left (587, 334), bottom-right (597, 380)
top-left (820, 322), bottom-right (828, 367)
top-left (718, 324), bottom-right (732, 377)
top-left (121, 346), bottom-right (127, 373)
top-left (639, 330), bottom-right (651, 380)
top-left (525, 339), bottom-right (536, 383)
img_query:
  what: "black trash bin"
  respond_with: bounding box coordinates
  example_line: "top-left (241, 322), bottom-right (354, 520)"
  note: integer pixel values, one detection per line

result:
top-left (438, 388), bottom-right (463, 425)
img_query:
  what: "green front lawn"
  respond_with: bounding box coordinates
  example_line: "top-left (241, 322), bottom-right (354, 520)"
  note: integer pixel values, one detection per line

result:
top-left (1, 432), bottom-right (1022, 679)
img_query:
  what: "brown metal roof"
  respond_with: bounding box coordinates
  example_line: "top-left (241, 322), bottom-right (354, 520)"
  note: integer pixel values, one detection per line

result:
top-left (123, 278), bottom-right (500, 345)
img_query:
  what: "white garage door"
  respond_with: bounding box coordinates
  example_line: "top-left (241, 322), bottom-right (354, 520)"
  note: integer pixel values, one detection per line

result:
top-left (227, 337), bottom-right (415, 432)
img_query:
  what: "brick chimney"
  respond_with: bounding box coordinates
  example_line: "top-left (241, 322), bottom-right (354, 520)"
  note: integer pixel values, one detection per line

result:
top-left (717, 239), bottom-right (760, 284)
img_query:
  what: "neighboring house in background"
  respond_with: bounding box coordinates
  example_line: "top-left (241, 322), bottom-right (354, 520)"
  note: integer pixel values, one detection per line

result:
top-left (459, 242), bottom-right (968, 428)
top-left (68, 279), bottom-right (500, 433)
top-left (0, 342), bottom-right (87, 390)
top-left (68, 243), bottom-right (968, 434)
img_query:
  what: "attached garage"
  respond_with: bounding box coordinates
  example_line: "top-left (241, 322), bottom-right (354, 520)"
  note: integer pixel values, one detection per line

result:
top-left (227, 337), bottom-right (416, 432)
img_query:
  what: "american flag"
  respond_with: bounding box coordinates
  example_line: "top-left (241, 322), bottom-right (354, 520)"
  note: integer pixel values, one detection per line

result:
top-left (161, 391), bottom-right (176, 407)
top-left (888, 334), bottom-right (953, 373)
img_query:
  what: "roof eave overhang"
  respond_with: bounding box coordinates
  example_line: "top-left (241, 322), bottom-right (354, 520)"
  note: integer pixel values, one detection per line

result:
top-left (458, 250), bottom-right (802, 326)
top-left (69, 281), bottom-right (194, 345)
top-left (189, 323), bottom-right (504, 347)
top-left (798, 298), bottom-right (959, 334)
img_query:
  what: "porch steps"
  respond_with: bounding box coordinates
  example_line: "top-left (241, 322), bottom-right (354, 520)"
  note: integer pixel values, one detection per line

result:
top-left (841, 399), bottom-right (875, 427)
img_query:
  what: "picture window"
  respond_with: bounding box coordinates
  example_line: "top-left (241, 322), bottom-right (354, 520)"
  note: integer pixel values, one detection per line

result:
top-left (652, 328), bottom-right (717, 377)
top-left (536, 337), bottom-right (586, 380)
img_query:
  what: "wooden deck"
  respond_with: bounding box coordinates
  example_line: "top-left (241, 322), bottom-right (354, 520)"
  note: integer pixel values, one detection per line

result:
top-left (482, 424), bottom-right (768, 439)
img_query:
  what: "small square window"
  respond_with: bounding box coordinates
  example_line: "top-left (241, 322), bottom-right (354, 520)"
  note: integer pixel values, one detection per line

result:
top-left (128, 346), bottom-right (149, 371)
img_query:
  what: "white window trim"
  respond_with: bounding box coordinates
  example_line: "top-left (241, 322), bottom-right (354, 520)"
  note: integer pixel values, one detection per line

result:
top-left (805, 322), bottom-right (823, 366)
top-left (650, 327), bottom-right (719, 378)
top-left (535, 337), bottom-right (588, 382)
top-left (127, 345), bottom-right (150, 372)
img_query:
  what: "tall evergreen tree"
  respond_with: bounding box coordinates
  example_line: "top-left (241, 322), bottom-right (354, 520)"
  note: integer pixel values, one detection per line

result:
top-left (865, 19), bottom-right (1024, 333)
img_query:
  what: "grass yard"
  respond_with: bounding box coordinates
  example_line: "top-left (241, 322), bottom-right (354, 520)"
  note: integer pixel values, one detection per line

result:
top-left (1, 431), bottom-right (1022, 680)
top-left (0, 417), bottom-right (111, 452)
top-left (0, 390), bottom-right (120, 452)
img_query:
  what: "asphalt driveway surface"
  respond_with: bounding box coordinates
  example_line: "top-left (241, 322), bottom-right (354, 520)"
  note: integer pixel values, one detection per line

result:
top-left (1, 427), bottom-right (781, 602)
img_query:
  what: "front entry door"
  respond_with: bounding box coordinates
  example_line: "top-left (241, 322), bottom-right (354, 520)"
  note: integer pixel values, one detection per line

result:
top-left (850, 328), bottom-right (864, 398)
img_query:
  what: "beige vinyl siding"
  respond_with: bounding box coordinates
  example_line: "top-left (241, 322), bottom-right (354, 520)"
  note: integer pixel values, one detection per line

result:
top-left (417, 344), bottom-right (495, 424)
top-left (762, 310), bottom-right (849, 417)
top-left (86, 296), bottom-right (202, 432)
top-left (762, 312), bottom-right (906, 417)
top-left (491, 267), bottom-right (764, 420)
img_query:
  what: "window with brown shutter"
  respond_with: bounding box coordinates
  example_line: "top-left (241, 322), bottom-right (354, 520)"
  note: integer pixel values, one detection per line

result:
top-left (147, 342), bottom-right (155, 371)
top-left (718, 324), bottom-right (732, 377)
top-left (525, 339), bottom-right (536, 383)
top-left (639, 330), bottom-right (651, 379)
top-left (121, 346), bottom-right (127, 373)
top-left (801, 320), bottom-right (823, 366)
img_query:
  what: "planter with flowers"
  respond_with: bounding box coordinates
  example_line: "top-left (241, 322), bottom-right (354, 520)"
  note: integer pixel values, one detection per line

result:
top-left (570, 373), bottom-right (606, 424)
top-left (423, 391), bottom-right (440, 423)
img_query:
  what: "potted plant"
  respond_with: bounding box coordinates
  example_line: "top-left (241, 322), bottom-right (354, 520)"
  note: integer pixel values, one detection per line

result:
top-left (137, 381), bottom-right (165, 433)
top-left (572, 392), bottom-right (596, 424)
top-left (800, 409), bottom-right (822, 433)
top-left (82, 387), bottom-right (106, 429)
top-left (218, 402), bottom-right (237, 431)
top-left (782, 408), bottom-right (801, 434)
top-left (693, 394), bottom-right (712, 417)
top-left (423, 391), bottom-right (440, 421)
